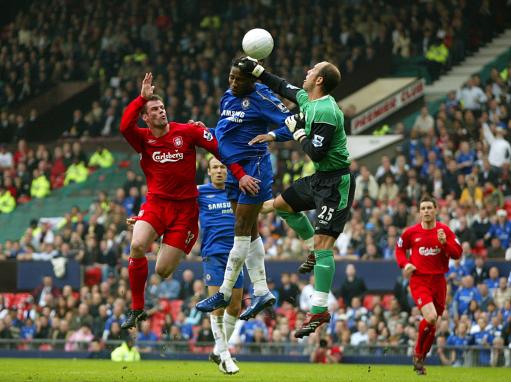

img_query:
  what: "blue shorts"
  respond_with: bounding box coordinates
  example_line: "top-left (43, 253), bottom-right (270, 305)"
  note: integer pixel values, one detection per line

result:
top-left (225, 153), bottom-right (273, 204)
top-left (202, 254), bottom-right (244, 289)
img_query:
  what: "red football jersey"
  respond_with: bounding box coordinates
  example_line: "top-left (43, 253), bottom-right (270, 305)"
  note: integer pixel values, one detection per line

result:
top-left (120, 96), bottom-right (245, 201)
top-left (395, 221), bottom-right (462, 275)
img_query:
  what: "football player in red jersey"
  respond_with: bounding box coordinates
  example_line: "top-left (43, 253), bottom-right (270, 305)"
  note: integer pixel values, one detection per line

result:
top-left (119, 73), bottom-right (259, 329)
top-left (395, 195), bottom-right (462, 375)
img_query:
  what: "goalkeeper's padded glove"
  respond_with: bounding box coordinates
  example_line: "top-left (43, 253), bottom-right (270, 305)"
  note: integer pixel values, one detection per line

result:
top-left (284, 112), bottom-right (305, 133)
top-left (238, 57), bottom-right (265, 78)
top-left (293, 129), bottom-right (307, 142)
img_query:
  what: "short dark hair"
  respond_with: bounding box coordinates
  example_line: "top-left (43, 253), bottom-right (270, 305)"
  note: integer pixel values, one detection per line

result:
top-left (419, 194), bottom-right (437, 208)
top-left (318, 63), bottom-right (341, 94)
top-left (141, 95), bottom-right (164, 115)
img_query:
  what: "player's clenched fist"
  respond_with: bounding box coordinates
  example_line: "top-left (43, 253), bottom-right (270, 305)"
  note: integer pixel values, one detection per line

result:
top-left (403, 263), bottom-right (416, 279)
top-left (237, 57), bottom-right (265, 78)
top-left (437, 228), bottom-right (446, 244)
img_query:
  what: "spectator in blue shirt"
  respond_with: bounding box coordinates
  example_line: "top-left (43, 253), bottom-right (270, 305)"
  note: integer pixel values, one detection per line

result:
top-left (485, 209), bottom-right (511, 248)
top-left (470, 316), bottom-right (494, 366)
top-left (484, 267), bottom-right (500, 295)
top-left (447, 258), bottom-right (468, 293)
top-left (239, 314), bottom-right (268, 343)
top-left (446, 321), bottom-right (471, 366)
top-left (453, 275), bottom-right (481, 318)
top-left (137, 321), bottom-right (159, 352)
top-left (456, 141), bottom-right (476, 175)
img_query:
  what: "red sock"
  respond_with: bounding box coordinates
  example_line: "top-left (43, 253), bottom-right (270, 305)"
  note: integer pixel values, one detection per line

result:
top-left (128, 256), bottom-right (148, 310)
top-left (421, 325), bottom-right (436, 357)
top-left (415, 319), bottom-right (435, 358)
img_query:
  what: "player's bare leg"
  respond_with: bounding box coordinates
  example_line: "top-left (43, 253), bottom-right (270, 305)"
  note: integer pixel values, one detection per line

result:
top-left (413, 302), bottom-right (439, 375)
top-left (273, 195), bottom-right (315, 273)
top-left (122, 220), bottom-right (158, 329)
top-left (154, 244), bottom-right (185, 279)
top-left (294, 234), bottom-right (335, 338)
top-left (208, 286), bottom-right (242, 374)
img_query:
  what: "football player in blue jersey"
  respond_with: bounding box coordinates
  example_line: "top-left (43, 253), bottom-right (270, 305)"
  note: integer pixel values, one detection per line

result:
top-left (198, 157), bottom-right (242, 374)
top-left (196, 57), bottom-right (293, 319)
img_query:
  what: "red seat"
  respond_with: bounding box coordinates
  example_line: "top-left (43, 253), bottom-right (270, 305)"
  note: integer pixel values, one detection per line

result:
top-left (159, 299), bottom-right (172, 314)
top-left (84, 267), bottom-right (102, 287)
top-left (363, 294), bottom-right (376, 310)
top-left (382, 294), bottom-right (394, 310)
top-left (170, 299), bottom-right (183, 321)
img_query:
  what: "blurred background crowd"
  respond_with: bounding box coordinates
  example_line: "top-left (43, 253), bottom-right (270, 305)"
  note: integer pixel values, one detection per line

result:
top-left (1, 0), bottom-right (511, 367)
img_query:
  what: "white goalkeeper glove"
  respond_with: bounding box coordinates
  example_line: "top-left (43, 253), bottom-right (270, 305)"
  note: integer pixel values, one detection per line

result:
top-left (285, 113), bottom-right (306, 141)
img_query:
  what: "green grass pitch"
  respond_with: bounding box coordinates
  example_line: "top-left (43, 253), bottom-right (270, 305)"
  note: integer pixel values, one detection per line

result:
top-left (0, 359), bottom-right (509, 382)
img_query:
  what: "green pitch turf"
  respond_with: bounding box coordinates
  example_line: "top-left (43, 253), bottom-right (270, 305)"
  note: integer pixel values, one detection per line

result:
top-left (0, 359), bottom-right (509, 382)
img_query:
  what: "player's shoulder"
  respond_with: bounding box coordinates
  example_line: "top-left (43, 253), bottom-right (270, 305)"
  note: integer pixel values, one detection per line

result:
top-left (403, 223), bottom-right (421, 236)
top-left (436, 221), bottom-right (453, 232)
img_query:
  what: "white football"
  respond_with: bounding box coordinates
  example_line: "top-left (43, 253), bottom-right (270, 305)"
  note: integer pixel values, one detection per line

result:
top-left (242, 28), bottom-right (274, 60)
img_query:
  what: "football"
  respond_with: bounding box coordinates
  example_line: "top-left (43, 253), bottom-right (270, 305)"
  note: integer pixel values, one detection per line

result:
top-left (242, 28), bottom-right (274, 60)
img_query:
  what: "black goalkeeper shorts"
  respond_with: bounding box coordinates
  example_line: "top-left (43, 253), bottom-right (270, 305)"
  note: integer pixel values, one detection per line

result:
top-left (281, 168), bottom-right (355, 239)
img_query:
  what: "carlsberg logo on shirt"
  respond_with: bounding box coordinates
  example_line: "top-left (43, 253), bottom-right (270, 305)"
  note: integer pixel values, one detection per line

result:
top-left (152, 151), bottom-right (184, 163)
top-left (418, 246), bottom-right (441, 256)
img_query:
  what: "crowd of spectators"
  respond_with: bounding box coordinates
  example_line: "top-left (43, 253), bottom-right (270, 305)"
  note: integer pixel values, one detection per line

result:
top-left (1, 0), bottom-right (508, 142)
top-left (1, 0), bottom-right (511, 367)
top-left (0, 138), bottom-right (114, 214)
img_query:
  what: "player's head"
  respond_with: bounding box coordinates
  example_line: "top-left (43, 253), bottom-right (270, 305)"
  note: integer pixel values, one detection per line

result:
top-left (303, 61), bottom-right (341, 95)
top-left (208, 157), bottom-right (227, 186)
top-left (141, 95), bottom-right (167, 129)
top-left (229, 58), bottom-right (257, 97)
top-left (418, 194), bottom-right (437, 223)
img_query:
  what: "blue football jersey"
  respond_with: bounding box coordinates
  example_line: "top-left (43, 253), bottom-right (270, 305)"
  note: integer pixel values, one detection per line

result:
top-left (214, 83), bottom-right (292, 164)
top-left (198, 183), bottom-right (235, 257)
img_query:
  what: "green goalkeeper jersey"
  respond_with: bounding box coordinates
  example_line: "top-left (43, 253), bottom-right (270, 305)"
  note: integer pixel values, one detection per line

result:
top-left (296, 89), bottom-right (351, 172)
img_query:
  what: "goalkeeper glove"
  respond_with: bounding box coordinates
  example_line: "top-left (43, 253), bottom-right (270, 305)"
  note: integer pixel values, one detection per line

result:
top-left (238, 57), bottom-right (265, 78)
top-left (285, 113), bottom-right (306, 142)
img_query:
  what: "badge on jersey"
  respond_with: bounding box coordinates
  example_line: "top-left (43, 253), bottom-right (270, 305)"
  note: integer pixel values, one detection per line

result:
top-left (312, 134), bottom-right (324, 147)
top-left (241, 98), bottom-right (250, 110)
top-left (203, 130), bottom-right (213, 141)
top-left (173, 136), bottom-right (183, 148)
top-left (277, 103), bottom-right (289, 113)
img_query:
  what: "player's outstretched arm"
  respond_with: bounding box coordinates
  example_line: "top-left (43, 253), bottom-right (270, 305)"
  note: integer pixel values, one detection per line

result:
top-left (237, 57), bottom-right (300, 103)
top-left (259, 198), bottom-right (275, 214)
top-left (119, 73), bottom-right (155, 152)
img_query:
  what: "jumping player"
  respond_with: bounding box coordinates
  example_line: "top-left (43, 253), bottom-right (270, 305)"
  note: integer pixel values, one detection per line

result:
top-left (196, 58), bottom-right (292, 320)
top-left (395, 195), bottom-right (462, 375)
top-left (119, 73), bottom-right (259, 329)
top-left (237, 58), bottom-right (354, 338)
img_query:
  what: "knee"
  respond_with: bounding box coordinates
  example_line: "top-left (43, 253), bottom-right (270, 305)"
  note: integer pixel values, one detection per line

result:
top-left (130, 241), bottom-right (146, 257)
top-left (155, 264), bottom-right (172, 279)
top-left (274, 196), bottom-right (293, 213)
top-left (425, 314), bottom-right (437, 326)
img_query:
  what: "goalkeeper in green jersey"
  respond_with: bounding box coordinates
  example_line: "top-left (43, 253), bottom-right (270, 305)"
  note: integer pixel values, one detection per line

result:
top-left (239, 58), bottom-right (355, 338)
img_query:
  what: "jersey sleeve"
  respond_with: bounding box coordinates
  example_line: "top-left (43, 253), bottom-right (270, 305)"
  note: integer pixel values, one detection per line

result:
top-left (443, 225), bottom-right (463, 260)
top-left (395, 228), bottom-right (411, 269)
top-left (190, 124), bottom-right (246, 181)
top-left (299, 122), bottom-right (336, 162)
top-left (296, 89), bottom-right (309, 108)
top-left (119, 96), bottom-right (147, 153)
top-left (256, 91), bottom-right (293, 142)
top-left (258, 71), bottom-right (300, 104)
